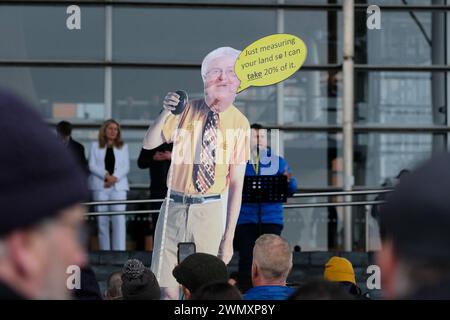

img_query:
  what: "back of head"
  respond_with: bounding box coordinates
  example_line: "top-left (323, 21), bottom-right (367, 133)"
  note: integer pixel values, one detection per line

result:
top-left (191, 282), bottom-right (242, 300)
top-left (379, 153), bottom-right (450, 297)
top-left (56, 120), bottom-right (72, 137)
top-left (253, 234), bottom-right (293, 282)
top-left (380, 153), bottom-right (450, 262)
top-left (0, 89), bottom-right (88, 237)
top-left (323, 256), bottom-right (356, 285)
top-left (396, 169), bottom-right (410, 180)
top-left (173, 253), bottom-right (229, 294)
top-left (289, 280), bottom-right (354, 300)
top-left (250, 123), bottom-right (263, 130)
top-left (121, 259), bottom-right (160, 300)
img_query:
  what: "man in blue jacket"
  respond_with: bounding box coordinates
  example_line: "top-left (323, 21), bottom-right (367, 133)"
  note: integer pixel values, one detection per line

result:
top-left (244, 234), bottom-right (295, 300)
top-left (234, 123), bottom-right (297, 291)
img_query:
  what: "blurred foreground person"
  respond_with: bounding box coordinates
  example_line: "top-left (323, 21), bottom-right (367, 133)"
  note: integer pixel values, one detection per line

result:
top-left (378, 153), bottom-right (450, 299)
top-left (0, 89), bottom-right (89, 299)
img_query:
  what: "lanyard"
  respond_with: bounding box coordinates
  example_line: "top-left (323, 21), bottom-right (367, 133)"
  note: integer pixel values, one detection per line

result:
top-left (251, 153), bottom-right (260, 175)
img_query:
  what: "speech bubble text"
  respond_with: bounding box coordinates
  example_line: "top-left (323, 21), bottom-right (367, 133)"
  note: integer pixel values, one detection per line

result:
top-left (235, 34), bottom-right (307, 92)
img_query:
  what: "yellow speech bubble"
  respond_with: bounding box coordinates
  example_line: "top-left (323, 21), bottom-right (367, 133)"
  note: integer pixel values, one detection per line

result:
top-left (235, 34), bottom-right (307, 93)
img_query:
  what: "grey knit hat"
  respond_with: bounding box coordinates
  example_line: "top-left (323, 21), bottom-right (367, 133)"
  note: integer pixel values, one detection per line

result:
top-left (121, 259), bottom-right (160, 300)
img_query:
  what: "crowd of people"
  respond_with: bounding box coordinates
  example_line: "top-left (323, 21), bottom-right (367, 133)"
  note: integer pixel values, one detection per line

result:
top-left (1, 45), bottom-right (450, 300)
top-left (72, 235), bottom-right (369, 301)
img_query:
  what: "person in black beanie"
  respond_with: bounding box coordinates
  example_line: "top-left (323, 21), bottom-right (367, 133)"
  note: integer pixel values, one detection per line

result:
top-left (0, 89), bottom-right (89, 299)
top-left (121, 259), bottom-right (160, 300)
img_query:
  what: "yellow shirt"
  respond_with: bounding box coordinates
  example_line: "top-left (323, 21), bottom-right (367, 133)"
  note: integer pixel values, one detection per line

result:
top-left (162, 99), bottom-right (250, 195)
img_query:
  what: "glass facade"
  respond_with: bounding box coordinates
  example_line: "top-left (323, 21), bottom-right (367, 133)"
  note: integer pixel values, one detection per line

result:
top-left (1, 1), bottom-right (449, 251)
top-left (355, 71), bottom-right (447, 125)
top-left (0, 6), bottom-right (105, 60)
top-left (0, 67), bottom-right (105, 120)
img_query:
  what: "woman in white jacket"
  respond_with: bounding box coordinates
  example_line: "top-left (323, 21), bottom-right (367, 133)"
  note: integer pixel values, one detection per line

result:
top-left (89, 119), bottom-right (129, 251)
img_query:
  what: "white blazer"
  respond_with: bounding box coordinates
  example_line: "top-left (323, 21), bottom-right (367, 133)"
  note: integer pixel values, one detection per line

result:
top-left (88, 141), bottom-right (130, 191)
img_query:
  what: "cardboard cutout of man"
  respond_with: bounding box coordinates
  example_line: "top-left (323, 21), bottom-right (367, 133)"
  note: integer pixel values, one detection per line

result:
top-left (143, 47), bottom-right (250, 299)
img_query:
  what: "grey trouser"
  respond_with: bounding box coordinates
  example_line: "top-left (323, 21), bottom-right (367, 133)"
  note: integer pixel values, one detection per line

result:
top-left (151, 198), bottom-right (224, 287)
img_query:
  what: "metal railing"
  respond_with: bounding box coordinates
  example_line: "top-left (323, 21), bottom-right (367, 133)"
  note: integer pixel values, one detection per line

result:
top-left (83, 188), bottom-right (391, 252)
top-left (83, 188), bottom-right (391, 216)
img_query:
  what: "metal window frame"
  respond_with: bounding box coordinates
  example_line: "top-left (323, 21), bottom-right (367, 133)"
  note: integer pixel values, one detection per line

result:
top-left (276, 0), bottom-right (285, 157)
top-left (2, 1), bottom-right (450, 11)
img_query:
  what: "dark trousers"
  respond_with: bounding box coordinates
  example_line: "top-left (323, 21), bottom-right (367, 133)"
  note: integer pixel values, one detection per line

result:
top-left (233, 223), bottom-right (283, 280)
top-left (132, 190), bottom-right (165, 250)
top-left (150, 189), bottom-right (166, 234)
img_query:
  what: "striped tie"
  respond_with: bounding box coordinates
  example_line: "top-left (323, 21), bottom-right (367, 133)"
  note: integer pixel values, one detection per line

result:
top-left (193, 110), bottom-right (219, 193)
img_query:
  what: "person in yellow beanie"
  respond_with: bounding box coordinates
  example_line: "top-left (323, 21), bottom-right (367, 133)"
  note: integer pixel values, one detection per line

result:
top-left (324, 256), bottom-right (370, 299)
top-left (324, 256), bottom-right (356, 284)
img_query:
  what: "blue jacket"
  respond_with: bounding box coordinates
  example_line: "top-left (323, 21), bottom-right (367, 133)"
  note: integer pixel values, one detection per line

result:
top-left (244, 285), bottom-right (295, 300)
top-left (238, 148), bottom-right (298, 225)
